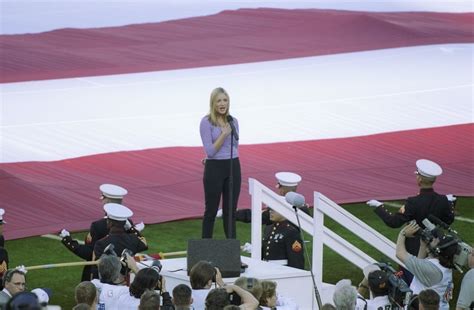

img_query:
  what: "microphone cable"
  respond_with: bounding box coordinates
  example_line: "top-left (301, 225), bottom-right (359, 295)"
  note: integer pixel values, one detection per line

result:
top-left (293, 205), bottom-right (323, 309)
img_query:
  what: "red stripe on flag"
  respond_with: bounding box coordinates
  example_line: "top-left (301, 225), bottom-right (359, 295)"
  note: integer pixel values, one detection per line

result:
top-left (1, 9), bottom-right (473, 83)
top-left (0, 124), bottom-right (472, 240)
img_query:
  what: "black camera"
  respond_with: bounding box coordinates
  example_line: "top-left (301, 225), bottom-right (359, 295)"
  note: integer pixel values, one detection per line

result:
top-left (415, 218), bottom-right (439, 243)
top-left (375, 263), bottom-right (412, 308)
top-left (150, 260), bottom-right (163, 289)
top-left (424, 215), bottom-right (472, 273)
top-left (228, 291), bottom-right (241, 306)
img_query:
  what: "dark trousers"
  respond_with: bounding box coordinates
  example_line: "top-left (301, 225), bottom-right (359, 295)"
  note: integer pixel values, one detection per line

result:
top-left (202, 158), bottom-right (241, 239)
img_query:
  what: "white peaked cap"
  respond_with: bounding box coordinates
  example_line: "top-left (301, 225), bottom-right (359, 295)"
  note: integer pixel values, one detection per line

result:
top-left (416, 159), bottom-right (443, 179)
top-left (103, 203), bottom-right (133, 221)
top-left (100, 184), bottom-right (128, 199)
top-left (275, 172), bottom-right (302, 187)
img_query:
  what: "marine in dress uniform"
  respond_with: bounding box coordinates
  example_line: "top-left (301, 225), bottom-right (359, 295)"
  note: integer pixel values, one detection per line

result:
top-left (92, 203), bottom-right (148, 279)
top-left (259, 173), bottom-right (306, 270)
top-left (235, 172), bottom-right (310, 224)
top-left (61, 184), bottom-right (142, 281)
top-left (367, 159), bottom-right (455, 284)
top-left (262, 219), bottom-right (304, 270)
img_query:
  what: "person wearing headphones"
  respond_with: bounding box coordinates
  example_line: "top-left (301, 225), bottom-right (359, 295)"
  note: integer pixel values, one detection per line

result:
top-left (396, 221), bottom-right (457, 309)
top-left (367, 159), bottom-right (454, 285)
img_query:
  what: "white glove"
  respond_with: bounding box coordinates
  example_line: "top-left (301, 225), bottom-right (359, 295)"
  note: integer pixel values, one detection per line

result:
top-left (16, 265), bottom-right (27, 274)
top-left (366, 200), bottom-right (383, 208)
top-left (446, 194), bottom-right (456, 202)
top-left (134, 222), bottom-right (145, 232)
top-left (242, 242), bottom-right (252, 254)
top-left (216, 208), bottom-right (223, 218)
top-left (124, 220), bottom-right (132, 230)
top-left (59, 229), bottom-right (70, 238)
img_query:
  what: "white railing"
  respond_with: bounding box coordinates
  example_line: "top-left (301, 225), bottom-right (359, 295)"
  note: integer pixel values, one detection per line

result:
top-left (248, 178), bottom-right (404, 295)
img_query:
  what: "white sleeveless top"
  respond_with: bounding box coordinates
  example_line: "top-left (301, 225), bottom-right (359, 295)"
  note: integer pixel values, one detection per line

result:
top-left (410, 258), bottom-right (453, 310)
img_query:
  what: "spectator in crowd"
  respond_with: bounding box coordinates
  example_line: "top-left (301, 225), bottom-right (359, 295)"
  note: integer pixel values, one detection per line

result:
top-left (74, 281), bottom-right (98, 309)
top-left (5, 291), bottom-right (40, 309)
top-left (60, 184), bottom-right (136, 281)
top-left (0, 209), bottom-right (8, 290)
top-left (92, 203), bottom-right (148, 279)
top-left (189, 260), bottom-right (225, 309)
top-left (456, 245), bottom-right (474, 310)
top-left (139, 290), bottom-right (160, 310)
top-left (0, 269), bottom-right (26, 307)
top-left (259, 280), bottom-right (298, 310)
top-left (333, 279), bottom-right (357, 310)
top-left (172, 284), bottom-right (193, 309)
top-left (73, 303), bottom-right (93, 310)
top-left (31, 288), bottom-right (52, 308)
top-left (118, 267), bottom-right (173, 309)
top-left (259, 280), bottom-right (299, 310)
top-left (368, 159), bottom-right (454, 285)
top-left (205, 285), bottom-right (259, 310)
top-left (418, 289), bottom-right (440, 310)
top-left (91, 254), bottom-right (135, 309)
top-left (234, 277), bottom-right (263, 303)
top-left (396, 222), bottom-right (457, 309)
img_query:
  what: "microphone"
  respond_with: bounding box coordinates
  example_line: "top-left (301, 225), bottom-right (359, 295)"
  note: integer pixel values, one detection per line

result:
top-left (226, 115), bottom-right (239, 141)
top-left (421, 218), bottom-right (437, 231)
top-left (427, 214), bottom-right (450, 229)
top-left (285, 192), bottom-right (305, 208)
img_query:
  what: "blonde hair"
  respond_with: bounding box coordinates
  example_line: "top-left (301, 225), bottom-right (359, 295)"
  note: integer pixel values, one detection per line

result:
top-left (259, 280), bottom-right (277, 306)
top-left (234, 277), bottom-right (263, 300)
top-left (208, 87), bottom-right (230, 126)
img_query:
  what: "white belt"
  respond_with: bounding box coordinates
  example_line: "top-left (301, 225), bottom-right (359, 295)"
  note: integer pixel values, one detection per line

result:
top-left (266, 259), bottom-right (288, 265)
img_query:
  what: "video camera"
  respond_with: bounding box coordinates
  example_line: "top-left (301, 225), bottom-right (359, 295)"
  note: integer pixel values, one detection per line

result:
top-left (375, 262), bottom-right (412, 308)
top-left (416, 215), bottom-right (472, 273)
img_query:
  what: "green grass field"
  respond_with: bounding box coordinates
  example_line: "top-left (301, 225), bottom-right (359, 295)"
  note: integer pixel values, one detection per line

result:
top-left (6, 198), bottom-right (473, 309)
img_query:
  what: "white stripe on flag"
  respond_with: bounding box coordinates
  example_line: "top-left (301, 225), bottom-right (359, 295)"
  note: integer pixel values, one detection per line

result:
top-left (2, 44), bottom-right (472, 163)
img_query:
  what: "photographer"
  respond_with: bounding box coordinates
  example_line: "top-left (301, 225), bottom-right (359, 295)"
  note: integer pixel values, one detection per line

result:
top-left (396, 221), bottom-right (457, 309)
top-left (357, 268), bottom-right (393, 309)
top-left (205, 284), bottom-right (259, 310)
top-left (368, 159), bottom-right (454, 285)
top-left (91, 254), bottom-right (131, 309)
top-left (118, 267), bottom-right (173, 309)
top-left (189, 260), bottom-right (226, 309)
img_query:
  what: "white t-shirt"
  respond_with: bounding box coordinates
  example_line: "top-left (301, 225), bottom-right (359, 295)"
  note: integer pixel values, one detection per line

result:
top-left (191, 288), bottom-right (212, 310)
top-left (409, 258), bottom-right (453, 310)
top-left (366, 295), bottom-right (392, 310)
top-left (92, 279), bottom-right (129, 310)
top-left (457, 268), bottom-right (474, 309)
top-left (117, 293), bottom-right (140, 310)
top-left (275, 293), bottom-right (299, 310)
